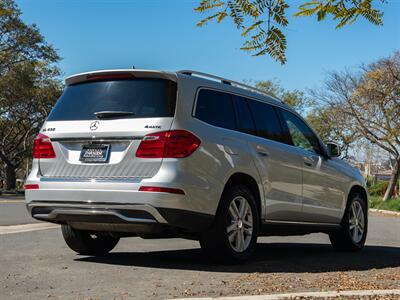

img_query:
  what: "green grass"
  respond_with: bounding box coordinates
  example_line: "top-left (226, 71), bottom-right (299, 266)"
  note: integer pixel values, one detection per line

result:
top-left (369, 195), bottom-right (400, 212)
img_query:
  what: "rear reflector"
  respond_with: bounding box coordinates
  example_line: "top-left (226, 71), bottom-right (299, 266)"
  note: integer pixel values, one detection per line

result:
top-left (24, 184), bottom-right (39, 190)
top-left (139, 186), bottom-right (185, 195)
top-left (136, 130), bottom-right (201, 158)
top-left (33, 133), bottom-right (56, 159)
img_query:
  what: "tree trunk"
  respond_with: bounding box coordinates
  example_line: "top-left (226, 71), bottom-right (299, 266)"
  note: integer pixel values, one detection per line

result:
top-left (383, 158), bottom-right (400, 201)
top-left (4, 164), bottom-right (16, 191)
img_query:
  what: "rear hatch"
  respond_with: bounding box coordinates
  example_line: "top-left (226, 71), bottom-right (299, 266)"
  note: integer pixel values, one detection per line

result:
top-left (39, 72), bottom-right (177, 180)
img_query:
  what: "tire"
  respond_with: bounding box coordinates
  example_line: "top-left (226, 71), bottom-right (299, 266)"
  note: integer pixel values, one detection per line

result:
top-left (200, 184), bottom-right (259, 264)
top-left (329, 192), bottom-right (368, 251)
top-left (61, 225), bottom-right (120, 255)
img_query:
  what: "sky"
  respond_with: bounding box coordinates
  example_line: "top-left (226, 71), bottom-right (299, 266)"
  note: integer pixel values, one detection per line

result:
top-left (15, 0), bottom-right (400, 92)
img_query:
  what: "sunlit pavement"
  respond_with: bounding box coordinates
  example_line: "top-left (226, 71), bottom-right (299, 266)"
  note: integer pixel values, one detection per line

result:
top-left (1, 199), bottom-right (399, 299)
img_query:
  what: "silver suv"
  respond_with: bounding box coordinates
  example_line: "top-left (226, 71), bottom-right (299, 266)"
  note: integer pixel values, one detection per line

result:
top-left (25, 69), bottom-right (368, 263)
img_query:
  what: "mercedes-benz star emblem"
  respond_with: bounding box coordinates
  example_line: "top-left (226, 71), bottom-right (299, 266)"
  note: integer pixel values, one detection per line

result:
top-left (90, 120), bottom-right (99, 131)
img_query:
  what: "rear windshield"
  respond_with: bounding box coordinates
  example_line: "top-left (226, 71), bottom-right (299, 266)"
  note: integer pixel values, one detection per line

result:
top-left (47, 78), bottom-right (177, 121)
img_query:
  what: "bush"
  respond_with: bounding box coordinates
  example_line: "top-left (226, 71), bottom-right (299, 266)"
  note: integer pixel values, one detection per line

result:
top-left (365, 175), bottom-right (375, 188)
top-left (368, 181), bottom-right (388, 196)
top-left (369, 196), bottom-right (400, 212)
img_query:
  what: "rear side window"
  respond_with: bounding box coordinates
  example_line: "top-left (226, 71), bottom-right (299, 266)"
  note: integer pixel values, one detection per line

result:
top-left (233, 96), bottom-right (256, 135)
top-left (247, 100), bottom-right (284, 143)
top-left (195, 89), bottom-right (236, 130)
top-left (47, 79), bottom-right (177, 121)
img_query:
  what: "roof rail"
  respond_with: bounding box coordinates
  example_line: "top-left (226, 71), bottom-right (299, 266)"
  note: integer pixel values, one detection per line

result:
top-left (178, 70), bottom-right (282, 102)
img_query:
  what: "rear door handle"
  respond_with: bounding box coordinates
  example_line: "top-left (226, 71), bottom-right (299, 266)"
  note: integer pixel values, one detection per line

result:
top-left (258, 151), bottom-right (268, 157)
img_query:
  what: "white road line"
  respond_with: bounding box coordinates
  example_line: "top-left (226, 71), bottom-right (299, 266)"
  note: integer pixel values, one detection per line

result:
top-left (0, 200), bottom-right (25, 204)
top-left (182, 289), bottom-right (400, 300)
top-left (0, 223), bottom-right (59, 235)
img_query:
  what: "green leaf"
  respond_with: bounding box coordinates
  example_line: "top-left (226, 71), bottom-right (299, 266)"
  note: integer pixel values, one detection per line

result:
top-left (194, 0), bottom-right (225, 12)
top-left (241, 20), bottom-right (264, 36)
top-left (197, 12), bottom-right (226, 27)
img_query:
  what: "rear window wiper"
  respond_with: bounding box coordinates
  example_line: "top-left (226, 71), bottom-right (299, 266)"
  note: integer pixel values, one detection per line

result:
top-left (94, 111), bottom-right (135, 119)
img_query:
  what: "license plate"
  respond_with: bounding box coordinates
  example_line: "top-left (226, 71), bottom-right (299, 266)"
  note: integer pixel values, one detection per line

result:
top-left (79, 144), bottom-right (110, 163)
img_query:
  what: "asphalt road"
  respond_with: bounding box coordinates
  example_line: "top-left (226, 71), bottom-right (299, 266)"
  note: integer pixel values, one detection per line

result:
top-left (0, 200), bottom-right (39, 225)
top-left (1, 198), bottom-right (399, 299)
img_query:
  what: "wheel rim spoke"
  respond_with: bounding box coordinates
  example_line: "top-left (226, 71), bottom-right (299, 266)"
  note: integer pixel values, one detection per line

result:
top-left (351, 205), bottom-right (357, 219)
top-left (352, 225), bottom-right (358, 241)
top-left (356, 205), bottom-right (362, 220)
top-left (239, 198), bottom-right (246, 219)
top-left (359, 218), bottom-right (364, 230)
top-left (241, 231), bottom-right (246, 251)
top-left (227, 223), bottom-right (237, 234)
top-left (228, 230), bottom-right (237, 243)
top-left (243, 227), bottom-right (252, 235)
top-left (243, 219), bottom-right (252, 227)
top-left (229, 205), bottom-right (239, 221)
top-left (236, 230), bottom-right (242, 251)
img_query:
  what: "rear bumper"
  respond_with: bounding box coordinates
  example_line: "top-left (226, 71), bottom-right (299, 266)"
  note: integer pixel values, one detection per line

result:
top-left (25, 157), bottom-right (222, 234)
top-left (26, 195), bottom-right (214, 234)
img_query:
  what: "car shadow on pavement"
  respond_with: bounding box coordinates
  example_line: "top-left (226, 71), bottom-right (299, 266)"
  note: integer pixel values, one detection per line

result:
top-left (75, 242), bottom-right (400, 273)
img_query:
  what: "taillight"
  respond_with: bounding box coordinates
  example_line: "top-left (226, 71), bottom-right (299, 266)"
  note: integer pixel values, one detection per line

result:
top-left (24, 184), bottom-right (39, 190)
top-left (136, 130), bottom-right (201, 158)
top-left (33, 133), bottom-right (56, 159)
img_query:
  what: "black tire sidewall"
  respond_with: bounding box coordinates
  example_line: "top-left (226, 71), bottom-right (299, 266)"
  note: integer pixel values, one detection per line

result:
top-left (201, 184), bottom-right (259, 263)
top-left (330, 192), bottom-right (368, 251)
top-left (61, 225), bottom-right (119, 255)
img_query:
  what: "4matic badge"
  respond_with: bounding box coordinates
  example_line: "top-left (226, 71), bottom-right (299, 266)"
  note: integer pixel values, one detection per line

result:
top-left (145, 125), bottom-right (161, 129)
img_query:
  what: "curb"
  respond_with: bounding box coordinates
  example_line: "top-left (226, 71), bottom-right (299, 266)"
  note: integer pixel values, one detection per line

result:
top-left (181, 289), bottom-right (400, 300)
top-left (369, 208), bottom-right (400, 216)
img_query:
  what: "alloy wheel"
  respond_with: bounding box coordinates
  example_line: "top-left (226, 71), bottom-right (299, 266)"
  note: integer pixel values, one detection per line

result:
top-left (349, 199), bottom-right (365, 243)
top-left (226, 196), bottom-right (254, 253)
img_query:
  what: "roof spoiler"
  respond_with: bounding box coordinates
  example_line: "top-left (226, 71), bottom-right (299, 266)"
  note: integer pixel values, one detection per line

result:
top-left (65, 69), bottom-right (177, 86)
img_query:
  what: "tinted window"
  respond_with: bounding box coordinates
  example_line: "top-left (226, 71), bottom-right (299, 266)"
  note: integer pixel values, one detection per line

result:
top-left (195, 89), bottom-right (236, 130)
top-left (280, 109), bottom-right (321, 153)
top-left (247, 100), bottom-right (284, 142)
top-left (47, 79), bottom-right (177, 121)
top-left (233, 96), bottom-right (256, 135)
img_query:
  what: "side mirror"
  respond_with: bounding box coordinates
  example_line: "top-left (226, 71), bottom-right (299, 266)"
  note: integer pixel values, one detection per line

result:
top-left (326, 142), bottom-right (341, 157)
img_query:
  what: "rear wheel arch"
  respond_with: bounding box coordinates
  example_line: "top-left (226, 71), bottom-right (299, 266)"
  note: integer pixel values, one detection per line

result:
top-left (201, 174), bottom-right (261, 262)
top-left (219, 172), bottom-right (262, 219)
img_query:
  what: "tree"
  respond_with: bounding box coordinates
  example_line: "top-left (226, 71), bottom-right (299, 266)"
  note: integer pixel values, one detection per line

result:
top-left (306, 105), bottom-right (359, 158)
top-left (254, 79), bottom-right (313, 113)
top-left (0, 0), bottom-right (61, 190)
top-left (256, 80), bottom-right (358, 157)
top-left (0, 0), bottom-right (58, 74)
top-left (317, 51), bottom-right (400, 201)
top-left (0, 62), bottom-right (62, 190)
top-left (195, 0), bottom-right (385, 64)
